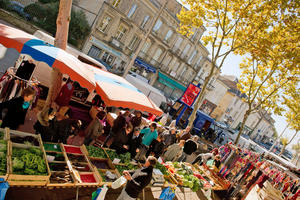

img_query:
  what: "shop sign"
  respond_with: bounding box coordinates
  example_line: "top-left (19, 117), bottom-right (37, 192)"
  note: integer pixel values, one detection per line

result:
top-left (180, 83), bottom-right (201, 107)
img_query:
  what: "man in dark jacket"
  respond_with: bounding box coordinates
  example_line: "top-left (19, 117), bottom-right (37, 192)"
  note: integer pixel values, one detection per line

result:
top-left (53, 119), bottom-right (81, 143)
top-left (117, 156), bottom-right (157, 200)
top-left (146, 135), bottom-right (165, 158)
top-left (178, 136), bottom-right (198, 162)
top-left (127, 127), bottom-right (142, 159)
top-left (110, 125), bottom-right (132, 154)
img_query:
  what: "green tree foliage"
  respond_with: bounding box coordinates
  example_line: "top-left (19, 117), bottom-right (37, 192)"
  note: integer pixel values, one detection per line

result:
top-left (23, 2), bottom-right (90, 47)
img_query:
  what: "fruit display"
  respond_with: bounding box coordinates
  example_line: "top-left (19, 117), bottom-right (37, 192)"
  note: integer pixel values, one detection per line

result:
top-left (154, 163), bottom-right (168, 176)
top-left (86, 146), bottom-right (107, 158)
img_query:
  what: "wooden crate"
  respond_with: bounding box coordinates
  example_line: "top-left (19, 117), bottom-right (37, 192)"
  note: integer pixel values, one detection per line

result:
top-left (9, 129), bottom-right (42, 147)
top-left (97, 168), bottom-right (121, 187)
top-left (7, 141), bottom-right (51, 186)
top-left (89, 157), bottom-right (115, 170)
top-left (61, 144), bottom-right (101, 187)
top-left (0, 140), bottom-right (10, 181)
top-left (0, 127), bottom-right (10, 141)
top-left (43, 142), bottom-right (63, 153)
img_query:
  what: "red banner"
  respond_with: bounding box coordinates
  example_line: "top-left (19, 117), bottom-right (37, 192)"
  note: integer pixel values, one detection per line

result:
top-left (180, 84), bottom-right (201, 107)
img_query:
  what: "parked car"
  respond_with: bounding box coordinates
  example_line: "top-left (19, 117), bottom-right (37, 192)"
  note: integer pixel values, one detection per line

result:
top-left (8, 1), bottom-right (32, 21)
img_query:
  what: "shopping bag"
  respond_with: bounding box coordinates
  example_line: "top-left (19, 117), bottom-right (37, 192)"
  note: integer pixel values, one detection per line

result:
top-left (111, 176), bottom-right (127, 189)
top-left (0, 178), bottom-right (9, 200)
top-left (159, 187), bottom-right (175, 200)
top-left (92, 185), bottom-right (108, 200)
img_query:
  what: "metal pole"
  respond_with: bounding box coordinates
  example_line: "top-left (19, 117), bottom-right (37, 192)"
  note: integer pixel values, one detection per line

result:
top-left (122, 0), bottom-right (167, 77)
top-left (76, 187), bottom-right (79, 200)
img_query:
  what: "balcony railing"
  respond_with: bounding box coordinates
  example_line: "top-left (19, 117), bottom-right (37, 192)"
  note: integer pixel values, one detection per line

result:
top-left (109, 37), bottom-right (124, 50)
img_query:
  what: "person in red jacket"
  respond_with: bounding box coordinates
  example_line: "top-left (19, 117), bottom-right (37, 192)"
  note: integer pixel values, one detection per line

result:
top-left (55, 79), bottom-right (74, 107)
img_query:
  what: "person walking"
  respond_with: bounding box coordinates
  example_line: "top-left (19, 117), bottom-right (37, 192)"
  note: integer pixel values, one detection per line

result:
top-left (135, 123), bottom-right (158, 162)
top-left (0, 87), bottom-right (35, 130)
top-left (179, 126), bottom-right (192, 141)
top-left (127, 127), bottom-right (143, 159)
top-left (146, 135), bottom-right (165, 158)
top-left (117, 156), bottom-right (157, 200)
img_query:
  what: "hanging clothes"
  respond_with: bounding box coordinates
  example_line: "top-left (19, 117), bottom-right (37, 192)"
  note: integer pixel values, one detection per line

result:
top-left (55, 82), bottom-right (74, 107)
top-left (15, 60), bottom-right (36, 80)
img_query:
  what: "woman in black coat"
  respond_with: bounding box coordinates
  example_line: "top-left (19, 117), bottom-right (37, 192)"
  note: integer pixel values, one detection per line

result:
top-left (0, 87), bottom-right (35, 130)
top-left (127, 127), bottom-right (143, 159)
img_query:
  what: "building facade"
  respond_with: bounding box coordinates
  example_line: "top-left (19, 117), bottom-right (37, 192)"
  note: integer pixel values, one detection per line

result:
top-left (81, 0), bottom-right (219, 100)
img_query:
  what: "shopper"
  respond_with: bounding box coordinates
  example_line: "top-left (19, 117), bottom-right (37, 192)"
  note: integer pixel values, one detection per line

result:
top-left (84, 111), bottom-right (106, 146)
top-left (177, 136), bottom-right (198, 162)
top-left (0, 87), bottom-right (35, 130)
top-left (179, 126), bottom-right (192, 141)
top-left (146, 135), bottom-right (165, 158)
top-left (117, 156), bottom-right (157, 200)
top-left (135, 123), bottom-right (158, 162)
top-left (163, 140), bottom-right (185, 162)
top-left (162, 127), bottom-right (177, 146)
top-left (192, 150), bottom-right (218, 165)
top-left (130, 111), bottom-right (142, 129)
top-left (103, 112), bottom-right (126, 147)
top-left (127, 127), bottom-right (143, 159)
top-left (34, 105), bottom-right (57, 142)
top-left (54, 119), bottom-right (82, 143)
top-left (110, 124), bottom-right (133, 154)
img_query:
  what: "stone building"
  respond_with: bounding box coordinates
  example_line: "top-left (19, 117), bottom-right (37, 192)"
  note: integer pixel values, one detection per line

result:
top-left (81, 0), bottom-right (220, 100)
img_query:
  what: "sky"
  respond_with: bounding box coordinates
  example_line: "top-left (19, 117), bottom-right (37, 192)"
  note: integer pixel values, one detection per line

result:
top-left (176, 0), bottom-right (298, 149)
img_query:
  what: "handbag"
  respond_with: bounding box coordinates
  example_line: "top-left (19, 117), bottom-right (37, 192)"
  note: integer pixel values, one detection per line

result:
top-left (159, 187), bottom-right (175, 200)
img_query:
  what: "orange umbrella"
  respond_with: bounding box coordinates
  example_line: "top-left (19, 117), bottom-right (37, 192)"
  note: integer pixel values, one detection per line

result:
top-left (92, 67), bottom-right (163, 116)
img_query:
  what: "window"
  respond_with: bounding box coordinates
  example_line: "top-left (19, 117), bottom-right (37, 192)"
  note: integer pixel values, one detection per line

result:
top-left (174, 37), bottom-right (183, 49)
top-left (115, 25), bottom-right (127, 41)
top-left (128, 35), bottom-right (140, 50)
top-left (141, 15), bottom-right (150, 29)
top-left (127, 4), bottom-right (137, 18)
top-left (88, 45), bottom-right (102, 59)
top-left (153, 19), bottom-right (162, 32)
top-left (112, 0), bottom-right (121, 7)
top-left (196, 55), bottom-right (203, 66)
top-left (153, 48), bottom-right (163, 61)
top-left (164, 30), bottom-right (173, 42)
top-left (182, 44), bottom-right (191, 56)
top-left (188, 50), bottom-right (197, 64)
top-left (98, 16), bottom-right (112, 32)
top-left (141, 40), bottom-right (151, 53)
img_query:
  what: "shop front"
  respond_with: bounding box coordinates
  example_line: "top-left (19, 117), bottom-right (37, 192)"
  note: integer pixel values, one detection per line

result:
top-left (87, 36), bottom-right (125, 71)
top-left (130, 57), bottom-right (157, 82)
top-left (153, 72), bottom-right (186, 100)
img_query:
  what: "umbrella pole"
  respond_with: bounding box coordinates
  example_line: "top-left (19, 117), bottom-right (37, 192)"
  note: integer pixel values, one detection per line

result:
top-left (76, 187), bottom-right (79, 200)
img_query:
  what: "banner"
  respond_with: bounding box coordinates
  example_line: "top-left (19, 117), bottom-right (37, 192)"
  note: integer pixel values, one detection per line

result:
top-left (180, 83), bottom-right (201, 107)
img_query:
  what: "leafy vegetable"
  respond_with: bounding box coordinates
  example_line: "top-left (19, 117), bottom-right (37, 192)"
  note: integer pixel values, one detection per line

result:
top-left (115, 164), bottom-right (137, 174)
top-left (0, 154), bottom-right (6, 175)
top-left (0, 132), bottom-right (4, 140)
top-left (155, 163), bottom-right (168, 175)
top-left (105, 149), bottom-right (131, 164)
top-left (86, 146), bottom-right (107, 158)
top-left (12, 148), bottom-right (47, 175)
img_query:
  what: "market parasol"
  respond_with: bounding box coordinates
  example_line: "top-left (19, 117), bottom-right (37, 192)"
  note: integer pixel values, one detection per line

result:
top-left (0, 23), bottom-right (95, 91)
top-left (92, 67), bottom-right (163, 116)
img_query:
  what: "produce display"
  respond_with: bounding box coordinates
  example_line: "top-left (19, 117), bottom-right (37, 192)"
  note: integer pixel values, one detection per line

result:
top-left (79, 173), bottom-right (97, 183)
top-left (72, 163), bottom-right (91, 172)
top-left (105, 150), bottom-right (131, 164)
top-left (63, 145), bottom-right (83, 154)
top-left (90, 158), bottom-right (112, 170)
top-left (154, 163), bottom-right (168, 176)
top-left (0, 131), bottom-right (4, 140)
top-left (67, 154), bottom-right (86, 163)
top-left (44, 143), bottom-right (62, 152)
top-left (0, 140), bottom-right (7, 175)
top-left (115, 163), bottom-right (138, 174)
top-left (86, 146), bottom-right (107, 158)
top-left (12, 147), bottom-right (47, 175)
top-left (99, 170), bottom-right (118, 182)
top-left (166, 162), bottom-right (203, 192)
top-left (11, 135), bottom-right (39, 146)
top-left (50, 171), bottom-right (73, 184)
top-left (46, 152), bottom-right (65, 162)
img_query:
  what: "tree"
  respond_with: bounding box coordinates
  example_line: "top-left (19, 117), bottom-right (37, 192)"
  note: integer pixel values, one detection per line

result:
top-left (177, 0), bottom-right (298, 128)
top-left (69, 10), bottom-right (91, 47)
top-left (278, 86), bottom-right (300, 156)
top-left (280, 137), bottom-right (288, 155)
top-left (24, 3), bottom-right (47, 20)
top-left (292, 142), bottom-right (300, 166)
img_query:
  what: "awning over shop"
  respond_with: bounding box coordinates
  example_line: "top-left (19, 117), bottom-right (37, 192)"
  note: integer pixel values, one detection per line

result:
top-left (90, 36), bottom-right (122, 58)
top-left (158, 72), bottom-right (186, 91)
top-left (134, 57), bottom-right (156, 73)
